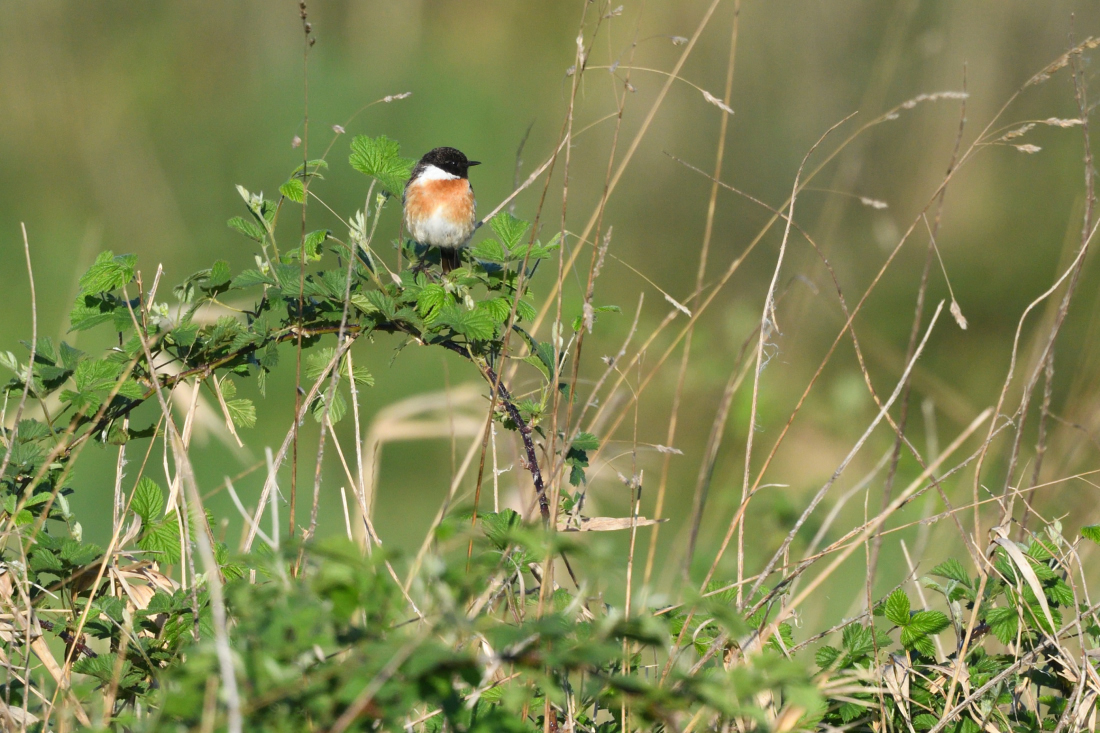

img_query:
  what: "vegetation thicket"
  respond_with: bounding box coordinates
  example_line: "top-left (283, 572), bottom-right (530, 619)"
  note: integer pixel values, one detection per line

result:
top-left (1, 5), bottom-right (1099, 732)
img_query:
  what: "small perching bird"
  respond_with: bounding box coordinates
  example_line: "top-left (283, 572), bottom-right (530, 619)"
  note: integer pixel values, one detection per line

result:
top-left (402, 147), bottom-right (480, 273)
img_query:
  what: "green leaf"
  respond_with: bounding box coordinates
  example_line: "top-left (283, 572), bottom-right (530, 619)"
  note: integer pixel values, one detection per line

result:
top-left (204, 260), bottom-right (231, 291)
top-left (986, 606), bottom-right (1018, 645)
top-left (73, 653), bottom-right (126, 682)
top-left (481, 509), bottom-right (523, 549)
top-left (305, 348), bottom-right (337, 383)
top-left (571, 432), bottom-right (599, 451)
top-left (73, 358), bottom-right (123, 394)
top-left (908, 610), bottom-right (950, 635)
top-left (416, 283), bottom-right (448, 320)
top-left (884, 589), bottom-right (911, 626)
top-left (489, 212), bottom-right (531, 250)
top-left (477, 297), bottom-right (512, 324)
top-left (930, 558), bottom-right (971, 587)
top-left (516, 299), bottom-right (536, 322)
top-left (522, 354), bottom-right (551, 381)
top-left (0, 352), bottom-right (20, 374)
top-left (69, 295), bottom-right (117, 332)
top-left (907, 629), bottom-right (936, 657)
top-left (1045, 578), bottom-right (1073, 606)
top-left (470, 239), bottom-right (509, 263)
top-left (230, 269), bottom-right (276, 289)
top-left (349, 365), bottom-right (373, 386)
top-left (1081, 525), bottom-right (1100, 544)
top-left (139, 512), bottom-right (182, 564)
top-left (30, 548), bottom-right (63, 573)
top-left (348, 135), bottom-right (414, 196)
top-left (304, 229), bottom-right (330, 258)
top-left (227, 215), bottom-right (266, 242)
top-left (168, 322), bottom-right (199, 347)
top-left (312, 389), bottom-right (346, 424)
top-left (60, 539), bottom-right (101, 567)
top-left (131, 476), bottom-right (165, 522)
top-left (815, 645), bottom-right (841, 668)
top-left (225, 399), bottom-right (256, 429)
top-left (291, 158), bottom-right (329, 177)
top-left (437, 307), bottom-right (496, 341)
top-left (838, 701), bottom-right (866, 723)
top-left (365, 290), bottom-right (397, 318)
top-left (79, 251), bottom-right (137, 294)
top-left (280, 178), bottom-right (305, 203)
top-left (913, 713), bottom-right (939, 731)
top-left (958, 717), bottom-right (981, 733)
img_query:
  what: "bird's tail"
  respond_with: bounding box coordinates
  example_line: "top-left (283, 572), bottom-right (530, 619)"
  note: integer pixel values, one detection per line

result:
top-left (441, 248), bottom-right (461, 273)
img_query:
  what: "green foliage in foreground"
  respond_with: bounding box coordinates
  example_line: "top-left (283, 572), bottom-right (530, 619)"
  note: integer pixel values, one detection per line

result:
top-left (0, 133), bottom-right (1096, 731)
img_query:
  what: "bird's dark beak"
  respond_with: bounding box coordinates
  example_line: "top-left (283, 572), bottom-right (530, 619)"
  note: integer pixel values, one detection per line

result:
top-left (468, 160), bottom-right (482, 167)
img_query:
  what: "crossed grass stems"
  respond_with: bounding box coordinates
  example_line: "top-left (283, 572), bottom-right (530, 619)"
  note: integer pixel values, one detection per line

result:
top-left (1, 5), bottom-right (1100, 729)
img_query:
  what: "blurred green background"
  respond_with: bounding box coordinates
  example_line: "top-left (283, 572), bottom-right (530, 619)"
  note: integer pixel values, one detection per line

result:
top-left (2, 1), bottom-right (1099, 625)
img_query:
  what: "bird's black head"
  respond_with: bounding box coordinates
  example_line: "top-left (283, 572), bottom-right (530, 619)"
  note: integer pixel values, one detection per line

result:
top-left (416, 147), bottom-right (481, 179)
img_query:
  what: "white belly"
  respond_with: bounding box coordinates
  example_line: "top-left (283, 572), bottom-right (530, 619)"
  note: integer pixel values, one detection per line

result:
top-left (409, 209), bottom-right (475, 249)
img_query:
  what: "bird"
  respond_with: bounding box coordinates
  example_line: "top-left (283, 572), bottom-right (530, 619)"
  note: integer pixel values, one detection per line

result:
top-left (403, 146), bottom-right (480, 273)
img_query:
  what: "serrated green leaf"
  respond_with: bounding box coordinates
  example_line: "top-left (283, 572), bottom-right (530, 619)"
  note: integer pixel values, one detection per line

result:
top-left (230, 269), bottom-right (275, 289)
top-left (69, 295), bottom-right (117, 332)
top-left (470, 239), bottom-right (509, 263)
top-left (312, 389), bottom-right (346, 424)
top-left (1046, 578), bottom-right (1074, 606)
top-left (350, 293), bottom-right (376, 315)
top-left (348, 135), bottom-right (414, 196)
top-left (571, 432), bottom-right (599, 451)
top-left (203, 260), bottom-right (231, 291)
top-left (416, 283), bottom-right (448, 320)
top-left (14, 419), bottom-right (51, 442)
top-left (291, 158), bottom-right (329, 177)
top-left (838, 701), bottom-right (866, 723)
top-left (227, 215), bottom-right (265, 242)
top-left (365, 290), bottom-right (397, 318)
top-left (986, 607), bottom-right (1018, 645)
top-left (60, 539), bottom-right (101, 566)
top-left (73, 652), bottom-right (123, 682)
top-left (349, 365), bottom-right (373, 386)
top-left (884, 589), bottom-right (911, 626)
top-left (30, 548), bottom-right (63, 573)
top-left (489, 212), bottom-right (531, 249)
top-left (280, 178), bottom-right (305, 203)
top-left (73, 358), bottom-right (123, 394)
top-left (930, 558), bottom-right (971, 587)
top-left (305, 348), bottom-right (336, 383)
top-left (131, 476), bottom-right (164, 523)
top-left (304, 229), bottom-right (330, 258)
top-left (168, 322), bottom-right (199, 347)
top-left (1081, 525), bottom-right (1100, 544)
top-left (909, 630), bottom-right (936, 657)
top-left (79, 251), bottom-right (137, 294)
top-left (438, 307), bottom-right (496, 341)
top-left (226, 399), bottom-right (256, 429)
top-left (522, 354), bottom-right (551, 381)
top-left (913, 713), bottom-right (939, 730)
top-left (908, 610), bottom-right (950, 635)
top-left (815, 645), bottom-right (841, 668)
top-left (477, 297), bottom-right (512, 323)
top-left (516, 299), bottom-right (536, 322)
top-left (139, 512), bottom-right (182, 564)
top-left (114, 379), bottom-right (145, 401)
